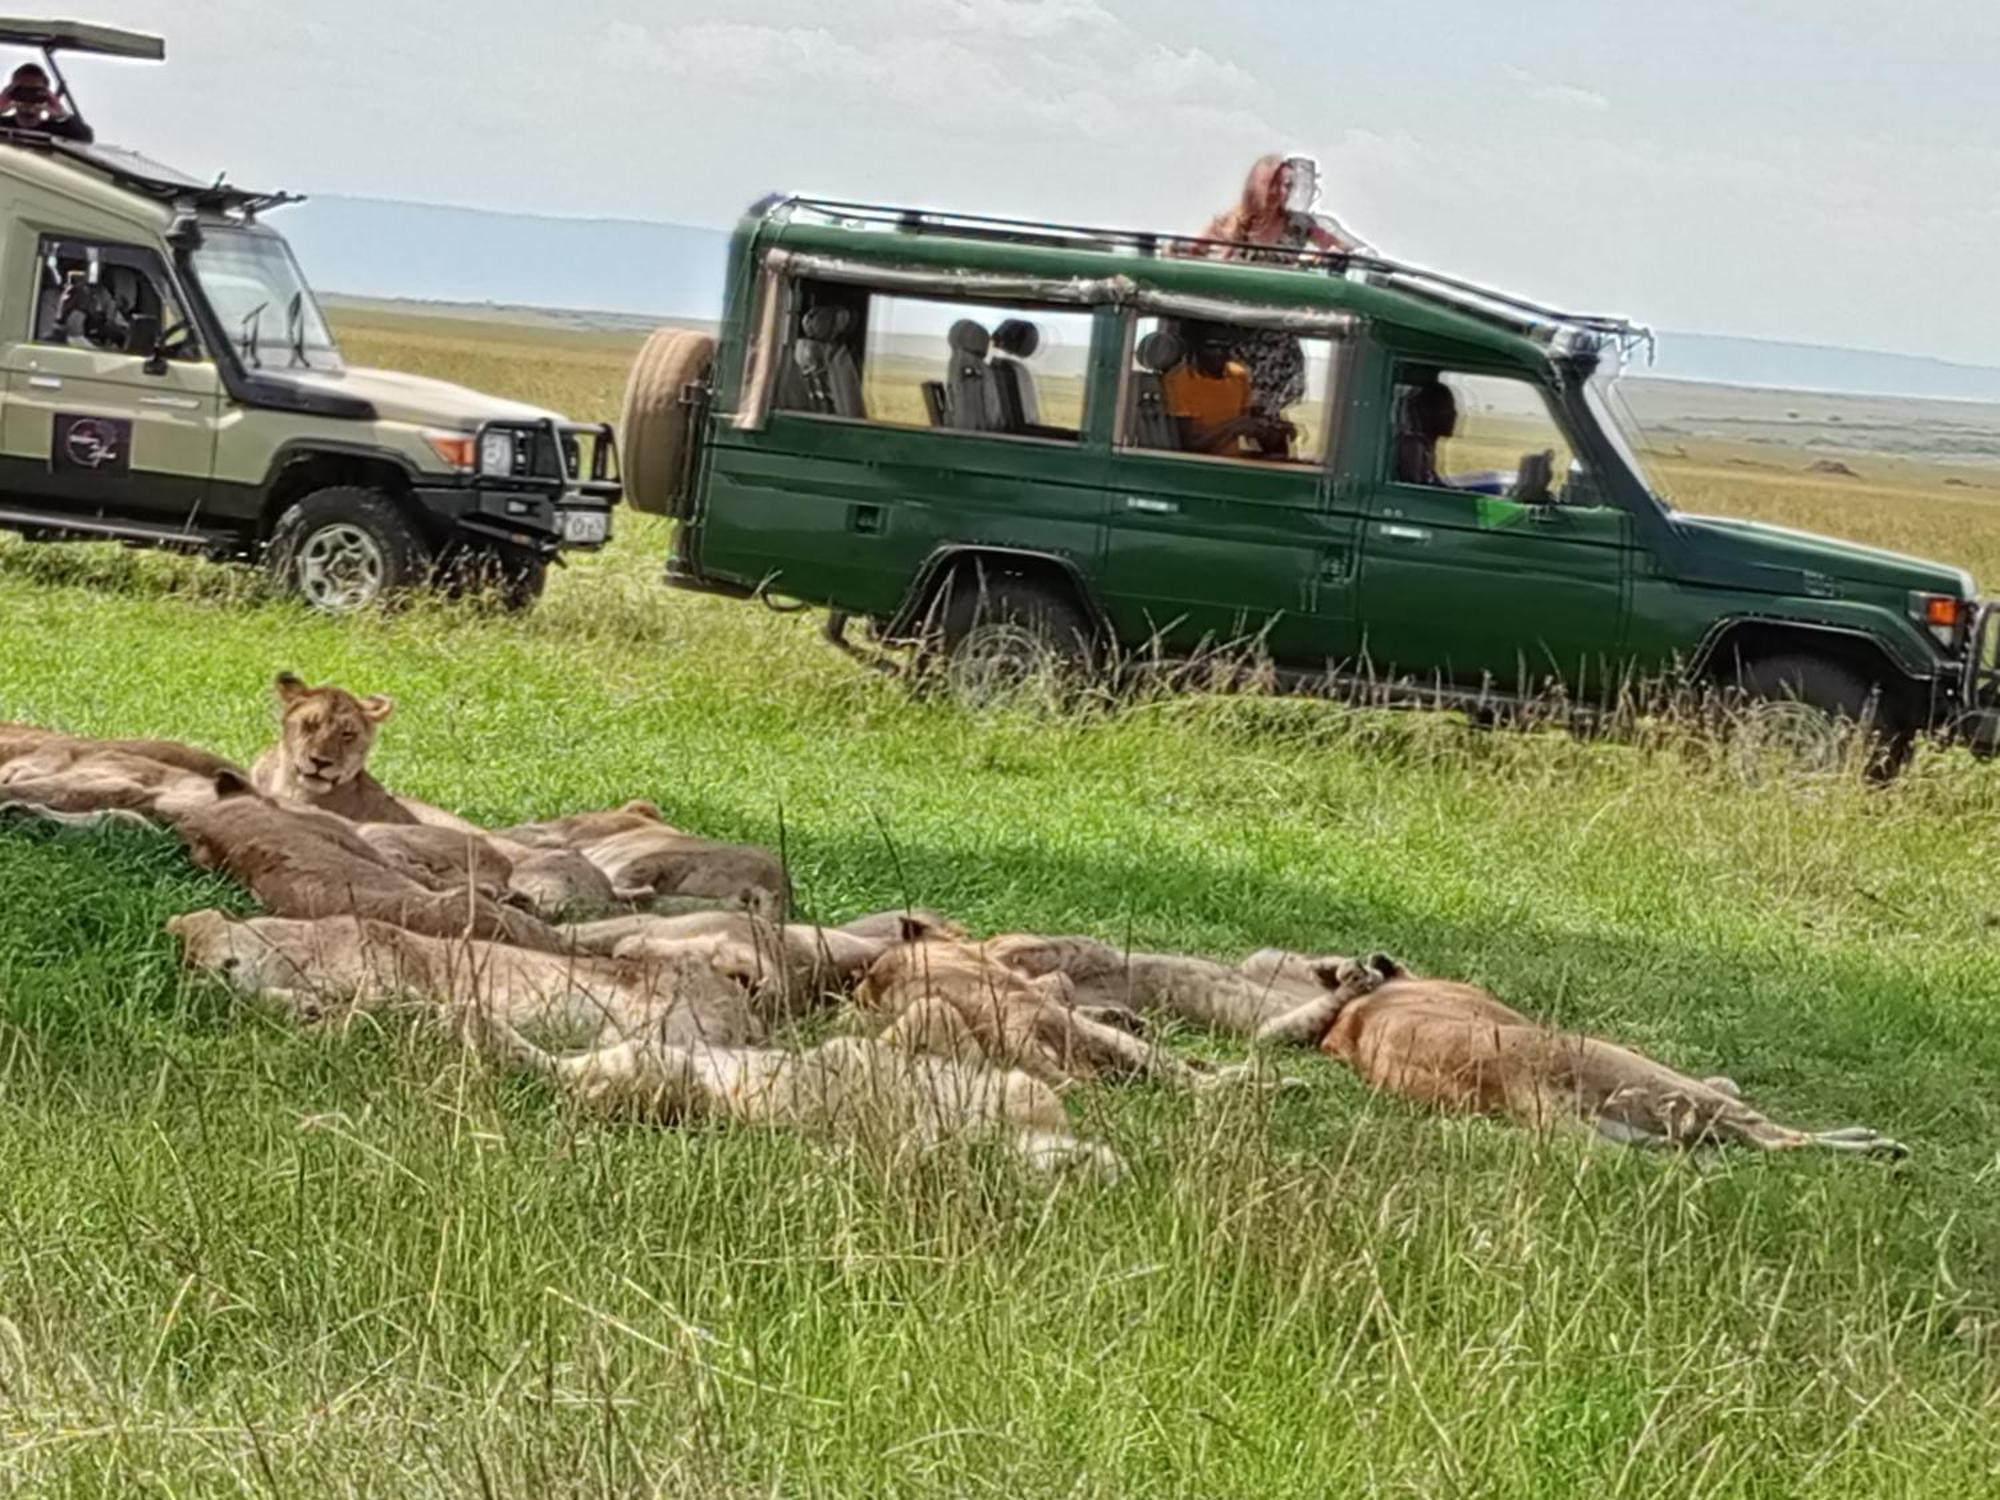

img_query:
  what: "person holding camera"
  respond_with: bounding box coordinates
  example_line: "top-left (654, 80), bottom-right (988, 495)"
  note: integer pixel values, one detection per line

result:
top-left (0, 63), bottom-right (94, 143)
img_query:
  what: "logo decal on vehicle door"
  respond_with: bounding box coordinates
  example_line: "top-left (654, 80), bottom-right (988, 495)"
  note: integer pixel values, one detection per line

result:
top-left (54, 414), bottom-right (132, 475)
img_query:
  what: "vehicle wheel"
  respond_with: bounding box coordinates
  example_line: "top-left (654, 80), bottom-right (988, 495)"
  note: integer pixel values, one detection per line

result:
top-left (620, 327), bottom-right (716, 517)
top-left (266, 487), bottom-right (432, 613)
top-left (436, 543), bottom-right (549, 612)
top-left (932, 572), bottom-right (1096, 712)
top-left (1725, 652), bottom-right (1912, 780)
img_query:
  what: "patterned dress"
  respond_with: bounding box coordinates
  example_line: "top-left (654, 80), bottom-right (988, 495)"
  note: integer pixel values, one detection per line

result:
top-left (1230, 222), bottom-right (1315, 421)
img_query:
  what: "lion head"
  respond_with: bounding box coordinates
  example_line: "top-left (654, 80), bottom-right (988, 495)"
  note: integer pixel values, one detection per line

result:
top-left (273, 672), bottom-right (392, 794)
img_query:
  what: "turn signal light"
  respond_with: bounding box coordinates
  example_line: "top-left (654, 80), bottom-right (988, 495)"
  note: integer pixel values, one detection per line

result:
top-left (1911, 591), bottom-right (1966, 650)
top-left (424, 431), bottom-right (476, 469)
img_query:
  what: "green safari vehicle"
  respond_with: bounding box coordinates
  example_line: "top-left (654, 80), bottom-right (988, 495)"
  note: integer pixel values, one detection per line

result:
top-left (619, 196), bottom-right (2000, 772)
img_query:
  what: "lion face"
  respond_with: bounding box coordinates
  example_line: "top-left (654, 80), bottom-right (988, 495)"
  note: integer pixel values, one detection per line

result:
top-left (166, 909), bottom-right (310, 992)
top-left (274, 672), bottom-right (392, 793)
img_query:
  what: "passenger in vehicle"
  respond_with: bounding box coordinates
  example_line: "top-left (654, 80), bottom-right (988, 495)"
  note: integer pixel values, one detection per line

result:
top-left (989, 319), bottom-right (1041, 432)
top-left (1196, 155), bottom-right (1365, 430)
top-left (1163, 322), bottom-right (1291, 458)
top-left (49, 267), bottom-right (132, 350)
top-left (0, 64), bottom-right (93, 143)
top-left (1394, 374), bottom-right (1458, 487)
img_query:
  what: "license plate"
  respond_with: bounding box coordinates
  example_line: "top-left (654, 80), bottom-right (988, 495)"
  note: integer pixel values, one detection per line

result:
top-left (558, 509), bottom-right (609, 545)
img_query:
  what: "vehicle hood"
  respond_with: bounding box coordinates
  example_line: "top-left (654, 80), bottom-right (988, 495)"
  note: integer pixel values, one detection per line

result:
top-left (268, 365), bottom-right (563, 427)
top-left (1672, 512), bottom-right (1975, 598)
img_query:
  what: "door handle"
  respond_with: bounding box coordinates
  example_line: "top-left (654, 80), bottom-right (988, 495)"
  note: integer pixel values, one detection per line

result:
top-left (1378, 523), bottom-right (1430, 543)
top-left (1124, 495), bottom-right (1179, 515)
top-left (140, 395), bottom-right (202, 410)
top-left (27, 375), bottom-right (61, 390)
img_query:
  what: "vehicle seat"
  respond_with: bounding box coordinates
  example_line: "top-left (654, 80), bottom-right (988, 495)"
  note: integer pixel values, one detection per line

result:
top-left (1129, 328), bottom-right (1186, 449)
top-left (944, 319), bottom-right (994, 432)
top-left (782, 305), bottom-right (866, 418)
top-left (989, 318), bottom-right (1041, 432)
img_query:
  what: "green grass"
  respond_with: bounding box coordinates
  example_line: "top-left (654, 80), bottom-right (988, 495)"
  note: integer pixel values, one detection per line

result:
top-left (2, 312), bottom-right (2000, 1495)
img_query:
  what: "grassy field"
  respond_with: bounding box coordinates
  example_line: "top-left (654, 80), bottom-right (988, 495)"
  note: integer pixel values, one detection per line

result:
top-left (3, 310), bottom-right (2000, 1496)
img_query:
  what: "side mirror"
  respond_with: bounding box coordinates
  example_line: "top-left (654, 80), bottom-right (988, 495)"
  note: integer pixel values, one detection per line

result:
top-left (1509, 448), bottom-right (1556, 506)
top-left (126, 311), bottom-right (165, 374)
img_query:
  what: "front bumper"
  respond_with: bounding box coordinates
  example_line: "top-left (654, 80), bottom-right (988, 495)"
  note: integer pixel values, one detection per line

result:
top-left (1957, 600), bottom-right (2000, 757)
top-left (420, 417), bottom-right (622, 557)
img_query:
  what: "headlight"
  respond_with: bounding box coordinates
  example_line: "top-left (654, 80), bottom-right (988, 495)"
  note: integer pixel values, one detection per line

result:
top-left (423, 431), bottom-right (475, 469)
top-left (478, 430), bottom-right (516, 476)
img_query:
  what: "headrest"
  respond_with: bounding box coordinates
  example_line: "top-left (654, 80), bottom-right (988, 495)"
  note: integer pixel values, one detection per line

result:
top-left (947, 319), bottom-right (990, 358)
top-left (1135, 329), bottom-right (1185, 374)
top-left (992, 318), bottom-right (1039, 359)
top-left (800, 305), bottom-right (850, 341)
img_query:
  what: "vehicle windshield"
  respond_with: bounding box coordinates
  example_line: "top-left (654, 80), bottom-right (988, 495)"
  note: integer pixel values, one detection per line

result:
top-left (1584, 357), bottom-right (1673, 510)
top-left (187, 227), bottom-right (342, 371)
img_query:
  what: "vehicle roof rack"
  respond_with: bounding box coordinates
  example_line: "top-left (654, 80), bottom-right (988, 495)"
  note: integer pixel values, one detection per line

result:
top-left (778, 195), bottom-right (1647, 349)
top-left (0, 128), bottom-right (299, 216)
top-left (0, 17), bottom-right (163, 59)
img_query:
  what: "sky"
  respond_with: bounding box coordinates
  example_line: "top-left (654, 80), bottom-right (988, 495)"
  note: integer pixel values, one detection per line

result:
top-left (45, 1), bottom-right (2000, 365)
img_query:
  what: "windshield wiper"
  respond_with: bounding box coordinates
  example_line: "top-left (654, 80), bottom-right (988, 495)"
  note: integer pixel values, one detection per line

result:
top-left (237, 300), bottom-right (267, 369)
top-left (285, 291), bottom-right (308, 369)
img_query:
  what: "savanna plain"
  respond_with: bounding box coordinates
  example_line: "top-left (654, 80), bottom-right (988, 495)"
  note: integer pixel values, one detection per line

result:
top-left (3, 307), bottom-right (2000, 1497)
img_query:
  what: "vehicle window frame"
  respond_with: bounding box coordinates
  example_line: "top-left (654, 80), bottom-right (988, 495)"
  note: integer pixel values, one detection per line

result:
top-left (1380, 359), bottom-right (1593, 504)
top-left (773, 277), bottom-right (1095, 448)
top-left (1113, 307), bottom-right (1344, 474)
top-left (27, 231), bottom-right (203, 361)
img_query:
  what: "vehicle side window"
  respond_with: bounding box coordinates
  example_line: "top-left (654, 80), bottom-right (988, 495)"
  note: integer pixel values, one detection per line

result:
top-left (774, 281), bottom-right (1089, 440)
top-left (31, 235), bottom-right (198, 359)
top-left (1124, 314), bottom-right (1337, 466)
top-left (1387, 366), bottom-right (1582, 504)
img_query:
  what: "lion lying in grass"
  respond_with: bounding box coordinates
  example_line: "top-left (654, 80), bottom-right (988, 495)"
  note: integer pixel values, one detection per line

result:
top-left (855, 936), bottom-right (1265, 1091)
top-left (1272, 952), bottom-right (1908, 1156)
top-left (462, 995), bottom-right (1123, 1179)
top-left (175, 771), bottom-right (567, 953)
top-left (500, 801), bottom-right (787, 914)
top-left (0, 726), bottom-right (243, 826)
top-left (169, 908), bottom-right (766, 1047)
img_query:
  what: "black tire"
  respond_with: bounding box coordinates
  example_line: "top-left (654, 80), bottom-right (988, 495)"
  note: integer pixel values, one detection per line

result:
top-left (1726, 651), bottom-right (1913, 780)
top-left (266, 487), bottom-right (432, 613)
top-left (929, 570), bottom-right (1096, 711)
top-left (620, 328), bottom-right (716, 517)
top-left (435, 543), bottom-right (549, 613)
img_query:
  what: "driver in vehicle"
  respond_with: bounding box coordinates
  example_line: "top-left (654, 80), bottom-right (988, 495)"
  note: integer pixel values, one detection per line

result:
top-left (1164, 322), bottom-right (1294, 458)
top-left (1394, 373), bottom-right (1458, 486)
top-left (0, 63), bottom-right (93, 142)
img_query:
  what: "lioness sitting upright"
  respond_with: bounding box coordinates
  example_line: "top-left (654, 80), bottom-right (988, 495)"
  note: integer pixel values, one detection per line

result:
top-left (252, 671), bottom-right (475, 829)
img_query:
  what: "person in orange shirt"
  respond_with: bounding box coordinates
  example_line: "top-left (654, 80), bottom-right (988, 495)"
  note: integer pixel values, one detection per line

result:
top-left (1162, 323), bottom-right (1293, 457)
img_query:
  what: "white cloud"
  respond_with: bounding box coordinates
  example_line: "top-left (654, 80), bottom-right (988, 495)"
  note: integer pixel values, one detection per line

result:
top-left (1532, 82), bottom-right (1611, 112)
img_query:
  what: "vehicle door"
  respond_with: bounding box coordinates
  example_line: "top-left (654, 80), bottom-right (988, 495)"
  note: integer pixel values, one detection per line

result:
top-left (1353, 360), bottom-right (1633, 700)
top-left (0, 234), bottom-right (222, 522)
top-left (1096, 313), bottom-right (1360, 671)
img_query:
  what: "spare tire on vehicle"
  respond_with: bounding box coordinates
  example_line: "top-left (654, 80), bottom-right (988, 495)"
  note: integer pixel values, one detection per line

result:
top-left (619, 327), bottom-right (716, 516)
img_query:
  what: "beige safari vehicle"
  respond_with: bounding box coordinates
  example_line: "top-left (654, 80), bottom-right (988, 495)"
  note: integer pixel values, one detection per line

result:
top-left (0, 19), bottom-right (619, 610)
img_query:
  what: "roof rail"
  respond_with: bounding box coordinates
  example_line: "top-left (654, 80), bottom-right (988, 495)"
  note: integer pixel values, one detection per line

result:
top-left (778, 195), bottom-right (1646, 347)
top-left (0, 129), bottom-right (299, 216)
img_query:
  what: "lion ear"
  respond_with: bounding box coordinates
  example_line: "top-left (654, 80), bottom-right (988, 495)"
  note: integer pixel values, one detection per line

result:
top-left (359, 694), bottom-right (394, 723)
top-left (274, 671), bottom-right (307, 705)
top-left (622, 800), bottom-right (662, 820)
top-left (897, 912), bottom-right (937, 943)
top-left (1367, 953), bottom-right (1406, 980)
top-left (1310, 959), bottom-right (1348, 992)
top-left (213, 768), bottom-right (255, 800)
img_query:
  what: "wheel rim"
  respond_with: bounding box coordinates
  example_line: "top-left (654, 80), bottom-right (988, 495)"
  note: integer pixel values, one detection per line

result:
top-left (1729, 698), bottom-right (1853, 778)
top-left (946, 622), bottom-right (1064, 711)
top-left (295, 523), bottom-right (385, 612)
